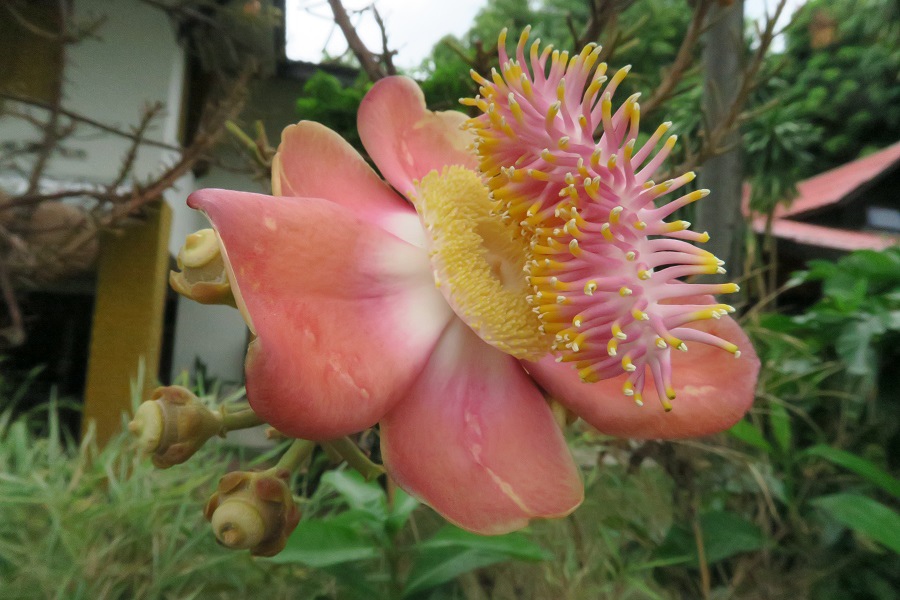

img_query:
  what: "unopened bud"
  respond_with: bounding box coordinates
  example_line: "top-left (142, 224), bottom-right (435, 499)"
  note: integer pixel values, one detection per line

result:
top-left (204, 469), bottom-right (300, 557)
top-left (169, 229), bottom-right (236, 306)
top-left (129, 385), bottom-right (223, 468)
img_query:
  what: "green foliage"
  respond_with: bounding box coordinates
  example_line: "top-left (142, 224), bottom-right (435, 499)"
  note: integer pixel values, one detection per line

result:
top-left (272, 471), bottom-right (547, 599)
top-left (714, 247), bottom-right (900, 598)
top-left (271, 469), bottom-right (548, 599)
top-left (295, 71), bottom-right (371, 154)
top-left (748, 0), bottom-right (900, 210)
top-left (0, 388), bottom-right (322, 599)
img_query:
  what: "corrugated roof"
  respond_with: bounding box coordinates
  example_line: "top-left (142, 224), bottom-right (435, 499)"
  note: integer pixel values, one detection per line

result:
top-left (747, 141), bottom-right (900, 251)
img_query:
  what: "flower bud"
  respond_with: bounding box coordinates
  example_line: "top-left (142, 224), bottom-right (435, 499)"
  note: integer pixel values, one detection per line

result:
top-left (204, 469), bottom-right (300, 557)
top-left (169, 229), bottom-right (236, 306)
top-left (129, 385), bottom-right (223, 468)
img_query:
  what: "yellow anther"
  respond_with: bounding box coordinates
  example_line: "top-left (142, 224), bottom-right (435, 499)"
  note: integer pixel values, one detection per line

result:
top-left (637, 270), bottom-right (651, 280)
top-left (569, 239), bottom-right (582, 257)
top-left (541, 148), bottom-right (556, 163)
top-left (611, 322), bottom-right (627, 340)
top-left (527, 169), bottom-right (550, 181)
top-left (557, 136), bottom-right (570, 150)
top-left (665, 335), bottom-right (683, 349)
top-left (625, 251), bottom-right (636, 261)
top-left (546, 101), bottom-right (561, 128)
top-left (684, 189), bottom-right (710, 204)
top-left (634, 221), bottom-right (647, 230)
top-left (607, 154), bottom-right (617, 170)
top-left (631, 308), bottom-right (649, 321)
top-left (520, 73), bottom-right (532, 96)
top-left (611, 64), bottom-right (631, 87)
top-left (656, 337), bottom-right (667, 349)
top-left (601, 222), bottom-right (614, 241)
top-left (664, 134), bottom-right (678, 150)
top-left (601, 94), bottom-right (612, 124)
top-left (584, 280), bottom-right (597, 295)
top-left (619, 286), bottom-right (632, 296)
top-left (622, 355), bottom-right (636, 372)
top-left (579, 365), bottom-right (600, 383)
top-left (623, 380), bottom-right (634, 396)
top-left (663, 220), bottom-right (690, 232)
top-left (607, 338), bottom-right (618, 356)
top-left (508, 95), bottom-right (525, 122)
top-left (556, 79), bottom-right (566, 102)
top-left (634, 393), bottom-right (644, 407)
top-left (569, 333), bottom-right (587, 352)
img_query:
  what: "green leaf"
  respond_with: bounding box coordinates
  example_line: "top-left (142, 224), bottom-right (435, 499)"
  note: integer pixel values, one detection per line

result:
top-left (402, 526), bottom-right (549, 597)
top-left (386, 487), bottom-right (420, 536)
top-left (769, 401), bottom-right (792, 453)
top-left (655, 511), bottom-right (765, 567)
top-left (321, 470), bottom-right (387, 520)
top-left (415, 526), bottom-right (549, 560)
top-left (813, 493), bottom-right (900, 553)
top-left (804, 446), bottom-right (900, 498)
top-left (727, 419), bottom-right (773, 453)
top-left (271, 511), bottom-right (381, 567)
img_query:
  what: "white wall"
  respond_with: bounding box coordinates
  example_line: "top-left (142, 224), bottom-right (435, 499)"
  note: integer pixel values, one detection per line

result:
top-left (0, 0), bottom-right (251, 383)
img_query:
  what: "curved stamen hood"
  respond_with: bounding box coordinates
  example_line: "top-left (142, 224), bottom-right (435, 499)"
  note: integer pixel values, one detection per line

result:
top-left (463, 27), bottom-right (743, 409)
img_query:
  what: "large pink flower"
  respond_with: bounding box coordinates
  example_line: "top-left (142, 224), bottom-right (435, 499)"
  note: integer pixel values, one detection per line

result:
top-left (184, 31), bottom-right (758, 535)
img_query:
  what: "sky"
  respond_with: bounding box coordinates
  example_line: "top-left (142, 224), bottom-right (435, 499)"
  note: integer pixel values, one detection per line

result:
top-left (285, 0), bottom-right (806, 69)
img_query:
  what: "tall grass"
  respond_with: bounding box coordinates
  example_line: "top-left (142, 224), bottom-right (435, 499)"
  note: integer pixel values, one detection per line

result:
top-left (0, 382), bottom-right (325, 600)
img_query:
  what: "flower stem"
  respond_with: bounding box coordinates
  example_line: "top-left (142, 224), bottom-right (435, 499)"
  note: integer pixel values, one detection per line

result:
top-left (221, 408), bottom-right (264, 432)
top-left (324, 437), bottom-right (384, 480)
top-left (275, 438), bottom-right (317, 473)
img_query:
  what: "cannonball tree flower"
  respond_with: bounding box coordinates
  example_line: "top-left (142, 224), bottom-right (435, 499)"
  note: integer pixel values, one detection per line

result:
top-left (178, 30), bottom-right (758, 535)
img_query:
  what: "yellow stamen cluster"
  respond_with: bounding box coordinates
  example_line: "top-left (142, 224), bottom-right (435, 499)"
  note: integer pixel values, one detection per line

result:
top-left (412, 166), bottom-right (551, 359)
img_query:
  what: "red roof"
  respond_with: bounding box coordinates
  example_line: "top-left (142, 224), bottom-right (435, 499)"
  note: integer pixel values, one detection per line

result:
top-left (747, 141), bottom-right (900, 251)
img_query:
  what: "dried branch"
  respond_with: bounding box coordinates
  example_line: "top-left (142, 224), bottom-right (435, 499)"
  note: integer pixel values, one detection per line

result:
top-left (641, 0), bottom-right (713, 115)
top-left (24, 0), bottom-right (67, 196)
top-left (0, 91), bottom-right (182, 152)
top-left (109, 102), bottom-right (165, 191)
top-left (326, 0), bottom-right (386, 82)
top-left (371, 5), bottom-right (397, 76)
top-left (673, 0), bottom-right (791, 176)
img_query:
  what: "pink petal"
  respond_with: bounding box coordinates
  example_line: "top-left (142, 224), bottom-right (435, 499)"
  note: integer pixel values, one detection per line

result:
top-left (272, 121), bottom-right (425, 247)
top-left (527, 315), bottom-right (760, 439)
top-left (189, 189), bottom-right (453, 440)
top-left (380, 320), bottom-right (583, 535)
top-left (358, 76), bottom-right (477, 196)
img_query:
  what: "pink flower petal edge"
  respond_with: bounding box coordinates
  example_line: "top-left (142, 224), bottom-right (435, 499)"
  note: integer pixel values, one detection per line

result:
top-left (380, 320), bottom-right (584, 535)
top-left (188, 188), bottom-right (453, 440)
top-left (527, 310), bottom-right (760, 439)
top-left (272, 120), bottom-right (425, 247)
top-left (358, 76), bottom-right (478, 196)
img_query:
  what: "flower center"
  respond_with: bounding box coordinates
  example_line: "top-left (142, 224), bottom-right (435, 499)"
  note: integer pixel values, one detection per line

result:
top-left (412, 166), bottom-right (551, 360)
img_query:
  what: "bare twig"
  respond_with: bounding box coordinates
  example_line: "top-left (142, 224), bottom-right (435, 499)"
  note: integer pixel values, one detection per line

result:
top-left (0, 258), bottom-right (25, 346)
top-left (326, 0), bottom-right (385, 82)
top-left (109, 102), bottom-right (165, 191)
top-left (371, 5), bottom-right (397, 76)
top-left (24, 0), bottom-right (67, 195)
top-left (1, 91), bottom-right (182, 152)
top-left (642, 0), bottom-right (713, 115)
